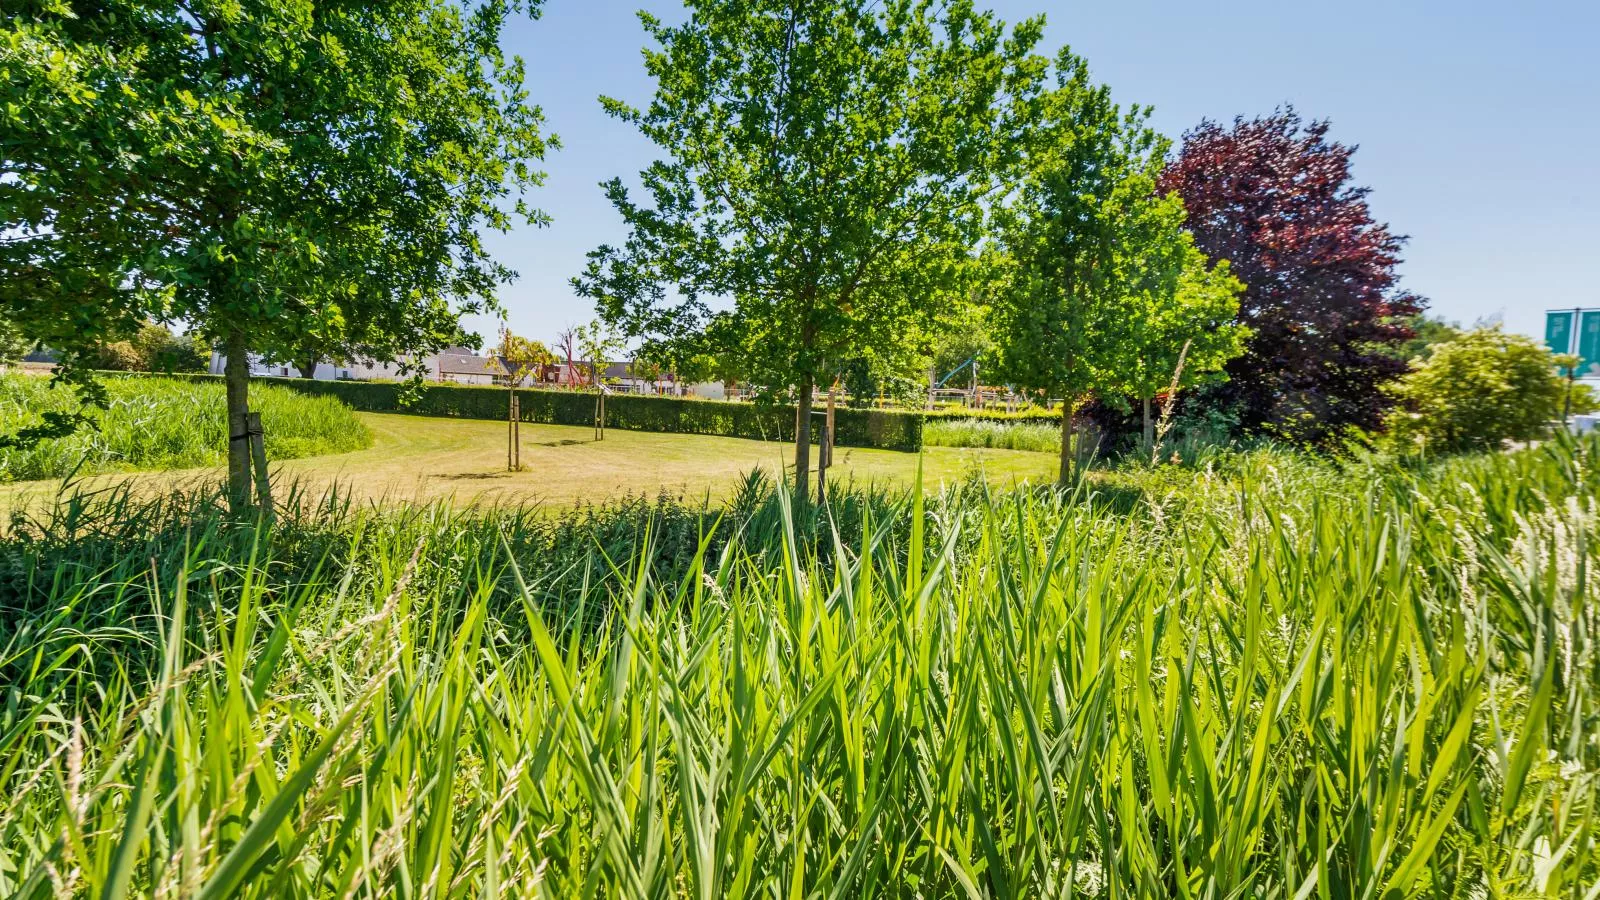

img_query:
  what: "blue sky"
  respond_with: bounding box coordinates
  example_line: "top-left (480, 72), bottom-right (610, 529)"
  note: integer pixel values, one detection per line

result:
top-left (469, 0), bottom-right (1598, 346)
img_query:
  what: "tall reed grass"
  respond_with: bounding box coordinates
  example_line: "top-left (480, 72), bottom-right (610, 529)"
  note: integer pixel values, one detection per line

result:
top-left (0, 374), bottom-right (371, 481)
top-left (0, 440), bottom-right (1595, 896)
top-left (924, 417), bottom-right (1061, 452)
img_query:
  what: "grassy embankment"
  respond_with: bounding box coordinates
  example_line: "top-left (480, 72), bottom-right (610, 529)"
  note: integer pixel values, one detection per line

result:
top-left (0, 437), bottom-right (1594, 895)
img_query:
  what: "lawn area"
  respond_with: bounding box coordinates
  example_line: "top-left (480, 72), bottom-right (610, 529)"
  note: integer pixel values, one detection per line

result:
top-left (0, 410), bottom-right (1058, 510)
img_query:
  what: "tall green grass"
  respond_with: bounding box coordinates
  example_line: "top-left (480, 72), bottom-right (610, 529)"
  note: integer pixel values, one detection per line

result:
top-left (924, 417), bottom-right (1061, 452)
top-left (0, 441), bottom-right (1595, 896)
top-left (0, 374), bottom-right (371, 481)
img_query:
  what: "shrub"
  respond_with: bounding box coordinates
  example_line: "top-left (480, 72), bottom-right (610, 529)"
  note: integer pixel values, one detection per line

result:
top-left (91, 340), bottom-right (144, 371)
top-left (0, 374), bottom-right (371, 481)
top-left (1386, 328), bottom-right (1564, 453)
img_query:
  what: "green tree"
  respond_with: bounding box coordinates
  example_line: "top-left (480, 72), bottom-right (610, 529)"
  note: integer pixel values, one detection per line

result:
top-left (3, 0), bottom-right (552, 509)
top-left (1394, 314), bottom-right (1464, 363)
top-left (1387, 328), bottom-right (1566, 454)
top-left (574, 0), bottom-right (1048, 501)
top-left (988, 49), bottom-right (1188, 483)
top-left (1114, 239), bottom-right (1246, 451)
top-left (498, 329), bottom-right (558, 388)
top-left (130, 322), bottom-right (210, 373)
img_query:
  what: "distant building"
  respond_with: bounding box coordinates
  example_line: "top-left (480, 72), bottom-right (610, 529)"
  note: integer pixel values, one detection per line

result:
top-left (208, 348), bottom-right (734, 400)
top-left (208, 346), bottom-right (505, 384)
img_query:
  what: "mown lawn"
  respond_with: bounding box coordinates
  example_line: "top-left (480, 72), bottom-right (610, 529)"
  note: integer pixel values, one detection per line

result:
top-left (0, 411), bottom-right (1059, 510)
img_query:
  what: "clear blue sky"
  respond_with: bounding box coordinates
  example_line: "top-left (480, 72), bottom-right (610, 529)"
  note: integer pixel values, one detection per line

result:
top-left (469, 0), bottom-right (1598, 346)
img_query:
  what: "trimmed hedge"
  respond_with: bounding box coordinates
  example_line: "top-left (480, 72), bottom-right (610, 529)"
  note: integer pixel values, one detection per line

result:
top-left (925, 406), bottom-right (1062, 426)
top-left (112, 373), bottom-right (923, 451)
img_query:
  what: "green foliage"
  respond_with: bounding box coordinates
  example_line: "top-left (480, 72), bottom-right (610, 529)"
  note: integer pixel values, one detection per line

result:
top-left (2, 437), bottom-right (1597, 894)
top-left (86, 322), bottom-right (210, 372)
top-left (134, 373), bottom-right (925, 451)
top-left (923, 417), bottom-right (1059, 452)
top-left (989, 51), bottom-right (1164, 405)
top-left (987, 50), bottom-right (1243, 477)
top-left (90, 340), bottom-right (144, 372)
top-left (1112, 246), bottom-right (1247, 405)
top-left (496, 329), bottom-right (557, 384)
top-left (2, 0), bottom-right (552, 485)
top-left (1387, 328), bottom-right (1566, 453)
top-left (0, 316), bottom-right (32, 365)
top-left (1395, 314), bottom-right (1464, 362)
top-left (575, 0), bottom-right (1051, 492)
top-left (575, 319), bottom-right (626, 386)
top-left (0, 374), bottom-right (369, 481)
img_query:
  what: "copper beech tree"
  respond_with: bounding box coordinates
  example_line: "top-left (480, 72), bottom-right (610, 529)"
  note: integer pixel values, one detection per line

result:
top-left (1160, 108), bottom-right (1424, 446)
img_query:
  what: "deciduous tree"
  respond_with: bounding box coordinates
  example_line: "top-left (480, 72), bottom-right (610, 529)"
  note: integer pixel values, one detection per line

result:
top-left (2, 0), bottom-right (552, 508)
top-left (574, 0), bottom-right (1049, 501)
top-left (1159, 108), bottom-right (1423, 446)
top-left (990, 50), bottom-right (1224, 483)
top-left (1387, 329), bottom-right (1568, 454)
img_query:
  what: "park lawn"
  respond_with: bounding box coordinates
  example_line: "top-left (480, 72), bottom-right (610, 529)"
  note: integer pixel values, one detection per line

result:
top-left (0, 411), bottom-right (1058, 511)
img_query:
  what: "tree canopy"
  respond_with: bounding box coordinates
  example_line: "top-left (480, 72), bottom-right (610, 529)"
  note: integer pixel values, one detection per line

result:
top-left (2, 0), bottom-right (552, 505)
top-left (1387, 328), bottom-right (1571, 454)
top-left (988, 49), bottom-right (1242, 482)
top-left (1160, 107), bottom-right (1423, 447)
top-left (574, 0), bottom-right (1050, 500)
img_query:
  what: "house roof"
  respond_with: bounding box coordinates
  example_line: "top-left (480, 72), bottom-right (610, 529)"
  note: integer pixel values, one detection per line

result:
top-left (435, 351), bottom-right (504, 376)
top-left (559, 360), bottom-right (675, 381)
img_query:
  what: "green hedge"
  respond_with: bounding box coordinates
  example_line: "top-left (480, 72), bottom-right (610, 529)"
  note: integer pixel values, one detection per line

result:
top-left (925, 406), bottom-right (1062, 426)
top-left (116, 373), bottom-right (922, 451)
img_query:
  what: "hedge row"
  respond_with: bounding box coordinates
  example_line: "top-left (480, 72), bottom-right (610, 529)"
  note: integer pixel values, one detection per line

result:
top-left (111, 373), bottom-right (922, 451)
top-left (925, 405), bottom-right (1062, 426)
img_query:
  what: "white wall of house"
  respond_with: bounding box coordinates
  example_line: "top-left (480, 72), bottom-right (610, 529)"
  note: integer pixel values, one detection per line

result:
top-left (686, 381), bottom-right (726, 400)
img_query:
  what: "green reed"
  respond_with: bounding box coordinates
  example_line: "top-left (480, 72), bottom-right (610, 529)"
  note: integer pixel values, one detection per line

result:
top-left (0, 374), bottom-right (371, 481)
top-left (0, 439), bottom-right (1595, 897)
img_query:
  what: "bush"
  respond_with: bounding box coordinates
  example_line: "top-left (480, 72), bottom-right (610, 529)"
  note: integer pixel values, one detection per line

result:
top-left (125, 373), bottom-right (925, 451)
top-left (92, 340), bottom-right (144, 371)
top-left (1386, 328), bottom-right (1564, 453)
top-left (924, 417), bottom-right (1060, 452)
top-left (0, 374), bottom-right (371, 481)
top-left (130, 323), bottom-right (211, 372)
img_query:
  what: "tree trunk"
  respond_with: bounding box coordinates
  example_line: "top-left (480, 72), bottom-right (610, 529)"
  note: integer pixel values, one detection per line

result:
top-left (1077, 420), bottom-right (1102, 473)
top-left (1057, 401), bottom-right (1073, 486)
top-left (298, 355), bottom-right (319, 380)
top-left (223, 330), bottom-right (254, 510)
top-left (794, 382), bottom-right (813, 503)
top-left (1142, 396), bottom-right (1153, 453)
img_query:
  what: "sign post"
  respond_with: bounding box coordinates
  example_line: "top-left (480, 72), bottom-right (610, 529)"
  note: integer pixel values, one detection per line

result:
top-left (1546, 308), bottom-right (1599, 378)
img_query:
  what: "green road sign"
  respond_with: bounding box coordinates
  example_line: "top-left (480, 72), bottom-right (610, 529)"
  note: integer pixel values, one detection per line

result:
top-left (1579, 311), bottom-right (1600, 377)
top-left (1547, 310), bottom-right (1576, 356)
